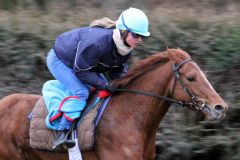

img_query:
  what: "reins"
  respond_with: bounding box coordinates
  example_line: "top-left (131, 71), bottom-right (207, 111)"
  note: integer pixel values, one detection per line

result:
top-left (115, 88), bottom-right (189, 107)
top-left (115, 58), bottom-right (206, 110)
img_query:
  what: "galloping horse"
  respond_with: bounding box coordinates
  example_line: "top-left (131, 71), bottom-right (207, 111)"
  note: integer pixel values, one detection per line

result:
top-left (0, 48), bottom-right (227, 160)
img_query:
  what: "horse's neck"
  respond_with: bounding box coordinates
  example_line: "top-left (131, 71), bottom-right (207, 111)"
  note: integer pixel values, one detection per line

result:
top-left (95, 62), bottom-right (173, 158)
top-left (109, 62), bottom-right (173, 139)
top-left (128, 63), bottom-right (172, 133)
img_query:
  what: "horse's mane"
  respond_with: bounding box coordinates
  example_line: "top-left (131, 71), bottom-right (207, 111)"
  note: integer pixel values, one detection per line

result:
top-left (114, 51), bottom-right (169, 87)
top-left (114, 48), bottom-right (191, 87)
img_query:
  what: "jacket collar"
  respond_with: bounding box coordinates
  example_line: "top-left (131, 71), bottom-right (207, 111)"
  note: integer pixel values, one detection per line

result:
top-left (112, 29), bottom-right (133, 56)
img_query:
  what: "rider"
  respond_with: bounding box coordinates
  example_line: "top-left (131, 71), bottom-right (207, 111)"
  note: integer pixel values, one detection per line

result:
top-left (46, 7), bottom-right (150, 149)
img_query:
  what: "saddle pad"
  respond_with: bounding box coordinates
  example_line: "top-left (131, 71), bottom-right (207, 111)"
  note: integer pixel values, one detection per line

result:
top-left (29, 96), bottom-right (103, 152)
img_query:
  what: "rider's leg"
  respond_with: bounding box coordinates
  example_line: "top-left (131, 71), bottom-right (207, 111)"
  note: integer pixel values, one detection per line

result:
top-left (52, 116), bottom-right (75, 149)
top-left (47, 49), bottom-right (89, 148)
top-left (47, 49), bottom-right (90, 100)
top-left (58, 115), bottom-right (73, 130)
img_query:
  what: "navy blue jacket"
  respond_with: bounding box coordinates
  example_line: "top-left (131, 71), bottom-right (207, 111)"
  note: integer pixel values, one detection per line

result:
top-left (53, 27), bottom-right (131, 90)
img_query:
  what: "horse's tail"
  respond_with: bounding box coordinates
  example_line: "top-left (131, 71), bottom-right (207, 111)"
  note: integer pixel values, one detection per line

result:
top-left (90, 17), bottom-right (116, 29)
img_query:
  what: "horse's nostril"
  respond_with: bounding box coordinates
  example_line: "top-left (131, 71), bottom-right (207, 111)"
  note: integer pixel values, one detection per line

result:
top-left (215, 105), bottom-right (224, 112)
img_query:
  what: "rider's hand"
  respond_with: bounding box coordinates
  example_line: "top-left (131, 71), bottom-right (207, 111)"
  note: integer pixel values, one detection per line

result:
top-left (104, 83), bottom-right (118, 93)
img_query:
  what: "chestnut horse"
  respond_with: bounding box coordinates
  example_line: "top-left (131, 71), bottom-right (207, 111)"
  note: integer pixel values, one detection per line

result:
top-left (0, 48), bottom-right (227, 160)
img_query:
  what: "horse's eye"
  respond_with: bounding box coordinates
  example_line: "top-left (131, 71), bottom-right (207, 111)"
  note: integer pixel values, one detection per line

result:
top-left (187, 76), bottom-right (195, 82)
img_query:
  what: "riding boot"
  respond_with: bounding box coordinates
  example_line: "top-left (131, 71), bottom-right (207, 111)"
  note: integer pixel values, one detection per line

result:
top-left (52, 117), bottom-right (76, 149)
top-left (52, 130), bottom-right (67, 149)
top-left (52, 130), bottom-right (76, 149)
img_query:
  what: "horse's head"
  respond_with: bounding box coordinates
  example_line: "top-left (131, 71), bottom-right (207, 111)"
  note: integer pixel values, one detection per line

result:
top-left (167, 48), bottom-right (228, 120)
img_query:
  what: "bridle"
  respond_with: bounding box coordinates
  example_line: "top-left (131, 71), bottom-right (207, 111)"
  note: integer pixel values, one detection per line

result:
top-left (171, 59), bottom-right (206, 110)
top-left (115, 58), bottom-right (206, 111)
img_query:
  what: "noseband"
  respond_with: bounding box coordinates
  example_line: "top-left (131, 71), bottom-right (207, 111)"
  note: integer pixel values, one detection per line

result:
top-left (116, 58), bottom-right (206, 111)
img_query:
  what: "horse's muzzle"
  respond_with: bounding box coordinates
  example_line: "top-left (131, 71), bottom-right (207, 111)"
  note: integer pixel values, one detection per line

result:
top-left (202, 104), bottom-right (228, 120)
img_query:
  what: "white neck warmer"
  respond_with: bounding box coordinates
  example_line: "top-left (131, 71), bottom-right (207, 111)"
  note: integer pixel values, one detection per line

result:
top-left (112, 29), bottom-right (133, 56)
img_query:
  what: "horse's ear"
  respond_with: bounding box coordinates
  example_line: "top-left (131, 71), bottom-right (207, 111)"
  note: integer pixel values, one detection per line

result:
top-left (167, 48), bottom-right (178, 63)
top-left (168, 48), bottom-right (191, 63)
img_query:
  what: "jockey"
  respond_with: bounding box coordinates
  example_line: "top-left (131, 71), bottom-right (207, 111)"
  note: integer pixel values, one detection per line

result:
top-left (46, 7), bottom-right (150, 149)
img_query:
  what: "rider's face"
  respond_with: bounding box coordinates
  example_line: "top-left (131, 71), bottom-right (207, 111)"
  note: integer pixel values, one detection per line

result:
top-left (125, 32), bottom-right (144, 48)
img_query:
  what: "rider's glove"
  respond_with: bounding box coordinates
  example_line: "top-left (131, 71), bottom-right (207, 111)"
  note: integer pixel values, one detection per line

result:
top-left (104, 83), bottom-right (118, 93)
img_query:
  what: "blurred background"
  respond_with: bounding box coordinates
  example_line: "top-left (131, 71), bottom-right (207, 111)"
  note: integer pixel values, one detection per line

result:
top-left (0, 0), bottom-right (239, 159)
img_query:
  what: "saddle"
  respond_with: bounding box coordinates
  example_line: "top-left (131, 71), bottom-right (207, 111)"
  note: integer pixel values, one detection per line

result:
top-left (29, 92), bottom-right (110, 152)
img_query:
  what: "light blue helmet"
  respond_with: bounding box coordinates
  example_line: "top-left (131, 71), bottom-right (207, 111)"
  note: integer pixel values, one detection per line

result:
top-left (116, 7), bottom-right (150, 37)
